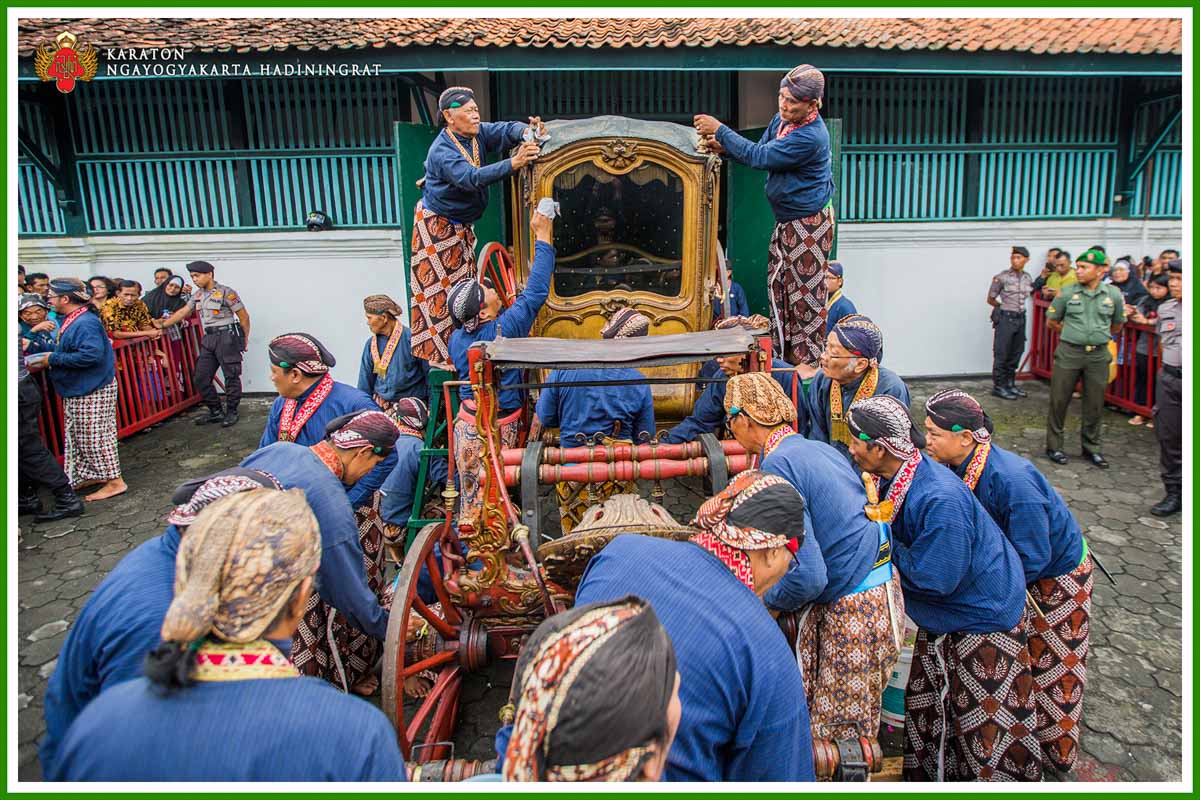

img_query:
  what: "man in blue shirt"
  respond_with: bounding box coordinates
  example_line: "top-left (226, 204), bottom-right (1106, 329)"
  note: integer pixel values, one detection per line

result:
top-left (846, 395), bottom-right (1040, 782)
top-left (49, 489), bottom-right (407, 782)
top-left (724, 372), bottom-right (900, 743)
top-left (534, 308), bottom-right (656, 532)
top-left (39, 468), bottom-right (283, 776)
top-left (576, 472), bottom-right (816, 782)
top-left (28, 279), bottom-right (126, 502)
top-left (824, 261), bottom-right (857, 332)
top-left (923, 388), bottom-right (1092, 776)
top-left (243, 410), bottom-right (399, 693)
top-left (447, 210), bottom-right (555, 530)
top-left (662, 314), bottom-right (804, 444)
top-left (357, 293), bottom-right (428, 410)
top-left (261, 332), bottom-right (395, 510)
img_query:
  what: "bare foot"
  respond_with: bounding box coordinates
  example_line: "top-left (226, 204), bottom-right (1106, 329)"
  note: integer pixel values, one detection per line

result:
top-left (404, 674), bottom-right (434, 698)
top-left (352, 674), bottom-right (380, 696)
top-left (1129, 415), bottom-right (1145, 426)
top-left (72, 478), bottom-right (106, 491)
top-left (85, 479), bottom-right (128, 502)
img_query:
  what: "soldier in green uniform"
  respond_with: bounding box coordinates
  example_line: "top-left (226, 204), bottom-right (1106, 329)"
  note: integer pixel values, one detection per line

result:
top-left (155, 261), bottom-right (251, 428)
top-left (1044, 249), bottom-right (1125, 468)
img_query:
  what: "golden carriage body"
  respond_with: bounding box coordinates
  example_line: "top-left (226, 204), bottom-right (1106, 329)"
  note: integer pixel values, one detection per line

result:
top-left (507, 116), bottom-right (725, 419)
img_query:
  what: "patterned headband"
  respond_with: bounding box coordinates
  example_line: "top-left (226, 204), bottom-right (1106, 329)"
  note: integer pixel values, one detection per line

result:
top-left (846, 395), bottom-right (919, 460)
top-left (724, 372), bottom-right (797, 427)
top-left (503, 600), bottom-right (652, 782)
top-left (448, 280), bottom-right (485, 333)
top-left (691, 471), bottom-right (795, 552)
top-left (714, 313), bottom-right (771, 332)
top-left (166, 471), bottom-right (283, 528)
top-left (925, 389), bottom-right (993, 443)
top-left (363, 294), bottom-right (401, 317)
top-left (268, 333), bottom-right (332, 374)
top-left (601, 309), bottom-right (650, 339)
top-left (327, 410), bottom-right (399, 453)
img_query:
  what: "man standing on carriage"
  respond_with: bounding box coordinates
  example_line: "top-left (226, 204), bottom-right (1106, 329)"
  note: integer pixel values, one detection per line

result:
top-left (694, 64), bottom-right (835, 376)
top-left (532, 308), bottom-right (657, 533)
top-left (409, 86), bottom-right (545, 369)
top-left (446, 208), bottom-right (556, 531)
top-left (357, 293), bottom-right (429, 411)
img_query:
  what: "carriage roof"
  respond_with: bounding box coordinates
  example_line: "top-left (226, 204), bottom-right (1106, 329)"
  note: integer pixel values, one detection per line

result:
top-left (539, 116), bottom-right (705, 161)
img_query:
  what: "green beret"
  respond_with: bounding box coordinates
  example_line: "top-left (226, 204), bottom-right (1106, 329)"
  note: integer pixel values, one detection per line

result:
top-left (1077, 249), bottom-right (1107, 266)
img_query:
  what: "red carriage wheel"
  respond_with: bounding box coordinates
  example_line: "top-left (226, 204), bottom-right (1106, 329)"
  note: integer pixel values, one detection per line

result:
top-left (382, 522), bottom-right (477, 762)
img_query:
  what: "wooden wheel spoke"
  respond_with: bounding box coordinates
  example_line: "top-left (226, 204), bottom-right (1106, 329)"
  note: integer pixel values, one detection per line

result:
top-left (405, 666), bottom-right (461, 746)
top-left (402, 648), bottom-right (456, 679)
top-left (425, 549), bottom-right (463, 626)
top-left (413, 595), bottom-right (458, 640)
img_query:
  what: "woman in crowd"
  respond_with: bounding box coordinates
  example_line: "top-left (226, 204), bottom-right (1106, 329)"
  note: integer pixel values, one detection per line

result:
top-left (694, 64), bottom-right (835, 372)
top-left (498, 597), bottom-right (681, 782)
top-left (88, 276), bottom-right (116, 312)
top-left (1127, 273), bottom-right (1172, 425)
top-left (143, 275), bottom-right (190, 394)
top-left (409, 86), bottom-right (544, 368)
top-left (48, 489), bottom-right (407, 781)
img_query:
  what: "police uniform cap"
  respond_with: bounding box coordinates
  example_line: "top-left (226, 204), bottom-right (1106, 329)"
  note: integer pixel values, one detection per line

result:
top-left (1011, 246), bottom-right (1029, 258)
top-left (186, 260), bottom-right (215, 275)
top-left (1167, 259), bottom-right (1183, 274)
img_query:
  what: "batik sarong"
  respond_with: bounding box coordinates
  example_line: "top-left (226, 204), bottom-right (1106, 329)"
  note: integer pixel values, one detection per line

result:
top-left (291, 495), bottom-right (388, 691)
top-left (63, 380), bottom-right (120, 486)
top-left (797, 574), bottom-right (905, 741)
top-left (409, 200), bottom-right (478, 365)
top-left (1026, 554), bottom-right (1093, 773)
top-left (453, 403), bottom-right (522, 531)
top-left (767, 205), bottom-right (834, 366)
top-left (553, 438), bottom-right (638, 534)
top-left (903, 623), bottom-right (1042, 782)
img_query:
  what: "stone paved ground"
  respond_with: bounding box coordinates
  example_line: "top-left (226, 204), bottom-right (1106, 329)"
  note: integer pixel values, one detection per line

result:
top-left (16, 379), bottom-right (1182, 782)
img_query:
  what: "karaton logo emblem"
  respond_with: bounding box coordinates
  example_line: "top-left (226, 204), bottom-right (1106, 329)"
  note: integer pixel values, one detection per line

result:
top-left (33, 30), bottom-right (98, 94)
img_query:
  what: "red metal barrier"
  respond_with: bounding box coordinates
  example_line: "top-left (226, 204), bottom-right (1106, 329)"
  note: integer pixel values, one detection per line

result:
top-left (36, 318), bottom-right (206, 460)
top-left (1024, 298), bottom-right (1159, 418)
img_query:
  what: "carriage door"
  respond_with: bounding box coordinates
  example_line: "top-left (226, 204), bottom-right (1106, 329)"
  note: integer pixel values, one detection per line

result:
top-left (393, 122), bottom-right (507, 307)
top-left (723, 118), bottom-right (842, 316)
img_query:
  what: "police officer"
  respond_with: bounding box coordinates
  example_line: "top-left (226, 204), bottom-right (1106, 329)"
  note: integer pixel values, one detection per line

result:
top-left (1044, 248), bottom-right (1125, 468)
top-left (1151, 259), bottom-right (1183, 516)
top-left (988, 245), bottom-right (1034, 400)
top-left (156, 260), bottom-right (250, 427)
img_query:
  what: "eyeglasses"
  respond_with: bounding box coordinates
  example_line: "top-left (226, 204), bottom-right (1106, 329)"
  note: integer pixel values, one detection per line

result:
top-left (724, 406), bottom-right (742, 427)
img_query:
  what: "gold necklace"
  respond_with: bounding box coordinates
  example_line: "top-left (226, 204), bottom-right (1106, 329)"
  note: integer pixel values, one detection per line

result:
top-left (446, 129), bottom-right (480, 168)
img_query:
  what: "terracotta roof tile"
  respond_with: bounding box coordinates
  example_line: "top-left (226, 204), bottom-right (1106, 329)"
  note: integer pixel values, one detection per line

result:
top-left (16, 17), bottom-right (1182, 58)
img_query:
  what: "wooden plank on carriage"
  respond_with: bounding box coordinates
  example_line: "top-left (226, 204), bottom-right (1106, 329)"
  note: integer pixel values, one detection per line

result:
top-left (477, 329), bottom-right (756, 369)
top-left (873, 756), bottom-right (905, 781)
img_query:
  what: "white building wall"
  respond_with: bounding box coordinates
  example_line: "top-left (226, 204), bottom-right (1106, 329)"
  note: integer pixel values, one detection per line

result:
top-left (17, 219), bottom-right (1181, 387)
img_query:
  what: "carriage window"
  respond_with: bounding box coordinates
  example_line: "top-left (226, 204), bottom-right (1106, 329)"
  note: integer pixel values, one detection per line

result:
top-left (549, 161), bottom-right (684, 298)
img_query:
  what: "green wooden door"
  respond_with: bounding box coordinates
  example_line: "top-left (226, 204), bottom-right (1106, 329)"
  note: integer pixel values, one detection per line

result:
top-left (724, 119), bottom-right (842, 316)
top-left (393, 122), bottom-right (507, 308)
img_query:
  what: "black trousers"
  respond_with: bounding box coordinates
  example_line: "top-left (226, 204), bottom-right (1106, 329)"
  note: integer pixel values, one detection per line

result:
top-left (18, 378), bottom-right (70, 493)
top-left (193, 327), bottom-right (244, 414)
top-left (1154, 368), bottom-right (1182, 495)
top-left (992, 311), bottom-right (1026, 388)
